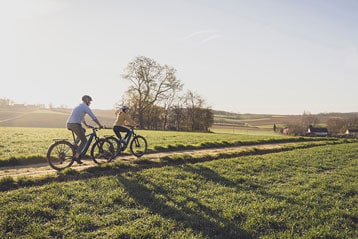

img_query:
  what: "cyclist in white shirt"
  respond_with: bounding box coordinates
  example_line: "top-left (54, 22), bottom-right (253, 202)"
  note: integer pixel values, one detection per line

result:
top-left (67, 95), bottom-right (103, 164)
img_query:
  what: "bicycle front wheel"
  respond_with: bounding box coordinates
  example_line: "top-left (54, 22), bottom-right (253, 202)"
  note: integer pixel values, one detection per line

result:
top-left (91, 138), bottom-right (115, 164)
top-left (130, 135), bottom-right (147, 157)
top-left (46, 141), bottom-right (75, 171)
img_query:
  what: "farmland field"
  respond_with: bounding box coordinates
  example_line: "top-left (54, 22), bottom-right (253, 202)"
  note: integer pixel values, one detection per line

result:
top-left (210, 125), bottom-right (279, 135)
top-left (0, 141), bottom-right (357, 238)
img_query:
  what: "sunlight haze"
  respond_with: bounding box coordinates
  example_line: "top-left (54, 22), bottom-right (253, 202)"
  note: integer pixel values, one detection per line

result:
top-left (1, 0), bottom-right (357, 114)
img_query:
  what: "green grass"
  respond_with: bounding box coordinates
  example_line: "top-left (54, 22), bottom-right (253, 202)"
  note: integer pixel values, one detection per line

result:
top-left (0, 126), bottom-right (348, 167)
top-left (0, 143), bottom-right (357, 238)
top-left (0, 127), bottom-right (296, 166)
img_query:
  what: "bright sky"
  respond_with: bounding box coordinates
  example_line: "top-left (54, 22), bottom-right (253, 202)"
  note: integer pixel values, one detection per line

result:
top-left (1, 0), bottom-right (357, 114)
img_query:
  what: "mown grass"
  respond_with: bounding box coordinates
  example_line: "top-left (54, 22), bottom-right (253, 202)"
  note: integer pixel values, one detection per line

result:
top-left (0, 143), bottom-right (357, 238)
top-left (0, 126), bottom-right (322, 167)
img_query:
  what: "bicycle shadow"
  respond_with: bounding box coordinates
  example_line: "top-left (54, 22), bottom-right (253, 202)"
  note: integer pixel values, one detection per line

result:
top-left (116, 173), bottom-right (252, 238)
top-left (182, 164), bottom-right (239, 188)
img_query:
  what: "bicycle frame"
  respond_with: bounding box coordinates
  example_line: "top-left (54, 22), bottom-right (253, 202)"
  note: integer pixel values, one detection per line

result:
top-left (121, 128), bottom-right (134, 150)
top-left (72, 128), bottom-right (98, 158)
top-left (104, 126), bottom-right (147, 160)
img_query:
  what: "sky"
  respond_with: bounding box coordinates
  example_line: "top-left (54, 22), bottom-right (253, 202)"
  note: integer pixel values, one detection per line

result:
top-left (0, 0), bottom-right (357, 115)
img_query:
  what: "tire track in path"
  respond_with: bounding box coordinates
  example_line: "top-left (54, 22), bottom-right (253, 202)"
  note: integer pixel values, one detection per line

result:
top-left (0, 142), bottom-right (320, 179)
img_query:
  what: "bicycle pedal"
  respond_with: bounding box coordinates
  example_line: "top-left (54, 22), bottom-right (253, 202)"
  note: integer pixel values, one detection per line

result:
top-left (73, 157), bottom-right (83, 164)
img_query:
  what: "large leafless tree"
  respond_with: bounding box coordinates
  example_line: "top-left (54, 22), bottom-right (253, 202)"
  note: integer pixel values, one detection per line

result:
top-left (122, 56), bottom-right (183, 128)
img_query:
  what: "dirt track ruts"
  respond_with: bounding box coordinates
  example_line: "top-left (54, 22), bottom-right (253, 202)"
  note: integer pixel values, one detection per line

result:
top-left (0, 143), bottom-right (301, 179)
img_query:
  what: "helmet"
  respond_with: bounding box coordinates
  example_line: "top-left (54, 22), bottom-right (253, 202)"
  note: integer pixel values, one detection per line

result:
top-left (82, 95), bottom-right (93, 102)
top-left (121, 105), bottom-right (129, 111)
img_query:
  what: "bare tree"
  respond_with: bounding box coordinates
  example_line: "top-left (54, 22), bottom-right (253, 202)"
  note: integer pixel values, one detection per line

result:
top-left (346, 117), bottom-right (358, 129)
top-left (159, 87), bottom-right (181, 130)
top-left (0, 98), bottom-right (14, 107)
top-left (168, 100), bottom-right (185, 131)
top-left (182, 90), bottom-right (212, 131)
top-left (302, 111), bottom-right (319, 127)
top-left (122, 56), bottom-right (183, 128)
top-left (326, 118), bottom-right (346, 135)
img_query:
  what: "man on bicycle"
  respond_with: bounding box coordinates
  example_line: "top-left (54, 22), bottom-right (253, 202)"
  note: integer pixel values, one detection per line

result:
top-left (67, 95), bottom-right (103, 164)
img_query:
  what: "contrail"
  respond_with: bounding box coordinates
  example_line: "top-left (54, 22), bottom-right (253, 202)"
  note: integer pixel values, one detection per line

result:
top-left (201, 34), bottom-right (224, 44)
top-left (183, 30), bottom-right (218, 40)
top-left (184, 30), bottom-right (224, 44)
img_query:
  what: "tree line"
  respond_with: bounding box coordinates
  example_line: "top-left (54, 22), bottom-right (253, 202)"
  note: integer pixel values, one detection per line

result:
top-left (0, 98), bottom-right (14, 106)
top-left (118, 56), bottom-right (213, 132)
top-left (282, 112), bottom-right (358, 136)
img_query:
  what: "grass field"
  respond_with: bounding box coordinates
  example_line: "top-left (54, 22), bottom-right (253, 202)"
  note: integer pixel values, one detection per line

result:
top-left (0, 126), bottom-right (297, 166)
top-left (0, 142), bottom-right (357, 238)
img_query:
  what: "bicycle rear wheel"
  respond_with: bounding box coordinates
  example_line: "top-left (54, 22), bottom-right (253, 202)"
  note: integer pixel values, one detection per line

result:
top-left (105, 136), bottom-right (121, 154)
top-left (91, 138), bottom-right (115, 164)
top-left (130, 135), bottom-right (147, 157)
top-left (46, 140), bottom-right (75, 171)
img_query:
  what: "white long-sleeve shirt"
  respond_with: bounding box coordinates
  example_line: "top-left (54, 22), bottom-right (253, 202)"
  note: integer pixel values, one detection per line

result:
top-left (67, 102), bottom-right (97, 124)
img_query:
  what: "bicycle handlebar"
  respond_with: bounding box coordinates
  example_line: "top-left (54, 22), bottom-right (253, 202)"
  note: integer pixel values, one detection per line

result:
top-left (88, 125), bottom-right (138, 130)
top-left (125, 125), bottom-right (140, 130)
top-left (88, 126), bottom-right (105, 131)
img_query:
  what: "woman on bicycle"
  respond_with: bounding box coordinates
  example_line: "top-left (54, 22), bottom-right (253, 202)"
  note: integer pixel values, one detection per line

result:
top-left (112, 105), bottom-right (138, 144)
top-left (67, 95), bottom-right (104, 164)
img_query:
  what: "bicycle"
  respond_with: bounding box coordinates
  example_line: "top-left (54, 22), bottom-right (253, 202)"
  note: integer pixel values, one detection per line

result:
top-left (46, 127), bottom-right (114, 171)
top-left (105, 126), bottom-right (148, 161)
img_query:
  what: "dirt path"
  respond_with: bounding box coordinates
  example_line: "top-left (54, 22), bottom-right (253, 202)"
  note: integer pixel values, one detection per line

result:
top-left (0, 142), bottom-right (300, 179)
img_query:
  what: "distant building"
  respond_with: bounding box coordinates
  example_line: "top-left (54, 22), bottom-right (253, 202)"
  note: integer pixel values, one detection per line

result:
top-left (13, 104), bottom-right (26, 107)
top-left (307, 125), bottom-right (329, 136)
top-left (282, 127), bottom-right (289, 135)
top-left (345, 129), bottom-right (358, 137)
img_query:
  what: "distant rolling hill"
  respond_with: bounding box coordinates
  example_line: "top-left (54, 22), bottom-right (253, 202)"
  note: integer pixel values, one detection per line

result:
top-left (0, 108), bottom-right (116, 128)
top-left (1, 107), bottom-right (357, 130)
top-left (212, 110), bottom-right (295, 129)
top-left (1, 107), bottom-right (288, 129)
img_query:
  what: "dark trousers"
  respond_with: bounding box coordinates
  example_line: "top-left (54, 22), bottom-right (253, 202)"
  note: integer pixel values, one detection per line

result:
top-left (67, 123), bottom-right (86, 154)
top-left (113, 126), bottom-right (130, 141)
